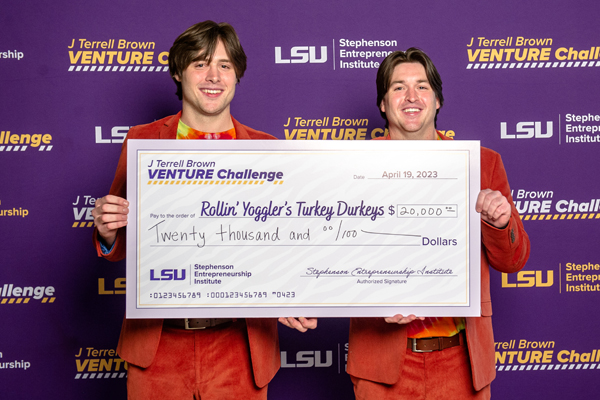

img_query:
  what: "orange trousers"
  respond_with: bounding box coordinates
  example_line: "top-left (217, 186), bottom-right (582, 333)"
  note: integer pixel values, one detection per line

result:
top-left (351, 341), bottom-right (490, 400)
top-left (126, 320), bottom-right (266, 400)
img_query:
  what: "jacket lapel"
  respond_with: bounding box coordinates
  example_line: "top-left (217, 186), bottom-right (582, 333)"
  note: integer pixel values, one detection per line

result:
top-left (158, 112), bottom-right (181, 139)
top-left (232, 116), bottom-right (251, 139)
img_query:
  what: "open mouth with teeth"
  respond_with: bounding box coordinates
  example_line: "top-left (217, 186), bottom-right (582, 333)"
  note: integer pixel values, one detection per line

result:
top-left (202, 89), bottom-right (223, 94)
top-left (403, 108), bottom-right (421, 113)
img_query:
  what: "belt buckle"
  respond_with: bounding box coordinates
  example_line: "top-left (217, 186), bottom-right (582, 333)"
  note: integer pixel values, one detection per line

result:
top-left (411, 338), bottom-right (435, 353)
top-left (184, 318), bottom-right (208, 330)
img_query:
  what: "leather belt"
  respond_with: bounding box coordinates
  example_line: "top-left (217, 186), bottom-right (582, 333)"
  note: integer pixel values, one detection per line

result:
top-left (164, 318), bottom-right (235, 330)
top-left (408, 330), bottom-right (465, 353)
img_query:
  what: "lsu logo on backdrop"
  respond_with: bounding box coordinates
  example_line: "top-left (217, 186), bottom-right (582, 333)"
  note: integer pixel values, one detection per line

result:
top-left (98, 276), bottom-right (126, 295)
top-left (501, 114), bottom-right (600, 144)
top-left (0, 130), bottom-right (53, 152)
top-left (72, 195), bottom-right (100, 228)
top-left (67, 37), bottom-right (169, 72)
top-left (275, 38), bottom-right (398, 69)
top-left (0, 283), bottom-right (56, 304)
top-left (466, 35), bottom-right (600, 70)
top-left (280, 349), bottom-right (333, 368)
top-left (95, 125), bottom-right (128, 144)
top-left (74, 346), bottom-right (127, 379)
top-left (500, 120), bottom-right (553, 139)
top-left (501, 269), bottom-right (554, 288)
top-left (275, 45), bottom-right (328, 64)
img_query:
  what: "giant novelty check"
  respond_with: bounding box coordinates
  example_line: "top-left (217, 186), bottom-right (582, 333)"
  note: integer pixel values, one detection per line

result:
top-left (126, 140), bottom-right (481, 318)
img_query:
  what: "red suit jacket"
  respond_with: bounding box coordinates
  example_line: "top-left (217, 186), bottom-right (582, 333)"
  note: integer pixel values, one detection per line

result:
top-left (93, 112), bottom-right (280, 388)
top-left (347, 133), bottom-right (530, 391)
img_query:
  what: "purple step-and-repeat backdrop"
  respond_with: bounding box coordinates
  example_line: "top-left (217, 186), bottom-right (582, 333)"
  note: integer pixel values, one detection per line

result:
top-left (2, 0), bottom-right (599, 398)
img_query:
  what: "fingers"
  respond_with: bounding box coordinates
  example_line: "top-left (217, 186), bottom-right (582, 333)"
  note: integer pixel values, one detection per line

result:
top-left (278, 317), bottom-right (302, 331)
top-left (92, 195), bottom-right (129, 245)
top-left (476, 189), bottom-right (510, 228)
top-left (101, 194), bottom-right (129, 207)
top-left (298, 317), bottom-right (318, 330)
top-left (94, 195), bottom-right (129, 214)
top-left (278, 317), bottom-right (317, 332)
top-left (384, 314), bottom-right (423, 325)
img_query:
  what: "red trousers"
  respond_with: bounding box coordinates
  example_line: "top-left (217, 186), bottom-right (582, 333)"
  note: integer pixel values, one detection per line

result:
top-left (351, 340), bottom-right (491, 400)
top-left (126, 320), bottom-right (266, 400)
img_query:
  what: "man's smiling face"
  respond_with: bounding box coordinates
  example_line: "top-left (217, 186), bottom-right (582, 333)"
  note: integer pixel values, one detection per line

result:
top-left (175, 40), bottom-right (237, 120)
top-left (380, 62), bottom-right (440, 140)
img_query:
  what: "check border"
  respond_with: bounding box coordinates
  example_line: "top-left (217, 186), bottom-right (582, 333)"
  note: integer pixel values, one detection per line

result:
top-left (126, 140), bottom-right (481, 318)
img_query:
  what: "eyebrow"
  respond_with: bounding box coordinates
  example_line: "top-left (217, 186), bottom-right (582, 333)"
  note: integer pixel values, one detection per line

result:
top-left (391, 79), bottom-right (430, 85)
top-left (191, 54), bottom-right (231, 64)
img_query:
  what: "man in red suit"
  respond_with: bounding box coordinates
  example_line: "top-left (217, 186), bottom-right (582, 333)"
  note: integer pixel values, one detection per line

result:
top-left (92, 21), bottom-right (315, 399)
top-left (347, 48), bottom-right (530, 399)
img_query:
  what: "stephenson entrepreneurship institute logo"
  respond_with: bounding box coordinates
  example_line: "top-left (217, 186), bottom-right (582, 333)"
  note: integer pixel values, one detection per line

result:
top-left (275, 38), bottom-right (399, 70)
top-left (501, 113), bottom-right (600, 145)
